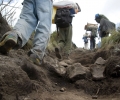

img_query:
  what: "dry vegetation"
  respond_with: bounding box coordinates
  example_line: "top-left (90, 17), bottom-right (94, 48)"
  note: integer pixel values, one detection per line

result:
top-left (100, 31), bottom-right (120, 50)
top-left (0, 0), bottom-right (21, 26)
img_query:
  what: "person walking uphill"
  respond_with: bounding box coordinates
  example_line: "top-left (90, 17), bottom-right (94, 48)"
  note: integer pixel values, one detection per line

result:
top-left (53, 0), bottom-right (81, 59)
top-left (82, 33), bottom-right (89, 49)
top-left (0, 0), bottom-right (53, 65)
top-left (89, 28), bottom-right (97, 50)
top-left (95, 14), bottom-right (115, 38)
top-left (84, 23), bottom-right (98, 50)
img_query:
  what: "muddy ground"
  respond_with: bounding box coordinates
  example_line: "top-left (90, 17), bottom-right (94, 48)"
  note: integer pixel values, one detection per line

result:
top-left (0, 46), bottom-right (120, 100)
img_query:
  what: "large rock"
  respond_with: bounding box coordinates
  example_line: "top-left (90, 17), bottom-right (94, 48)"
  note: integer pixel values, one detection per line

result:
top-left (95, 57), bottom-right (106, 65)
top-left (64, 59), bottom-right (74, 65)
top-left (90, 64), bottom-right (105, 80)
top-left (66, 63), bottom-right (91, 81)
top-left (43, 56), bottom-right (66, 76)
top-left (59, 61), bottom-right (69, 67)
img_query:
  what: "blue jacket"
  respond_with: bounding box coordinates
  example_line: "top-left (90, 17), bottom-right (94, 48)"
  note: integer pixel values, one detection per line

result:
top-left (69, 8), bottom-right (75, 17)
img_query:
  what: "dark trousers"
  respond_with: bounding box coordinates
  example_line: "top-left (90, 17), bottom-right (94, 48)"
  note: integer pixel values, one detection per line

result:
top-left (90, 36), bottom-right (95, 49)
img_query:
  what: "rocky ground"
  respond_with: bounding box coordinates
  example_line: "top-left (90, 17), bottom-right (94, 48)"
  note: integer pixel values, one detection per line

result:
top-left (0, 46), bottom-right (120, 100)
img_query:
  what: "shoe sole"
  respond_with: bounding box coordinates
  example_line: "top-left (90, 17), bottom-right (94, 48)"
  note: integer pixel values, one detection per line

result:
top-left (55, 48), bottom-right (62, 59)
top-left (0, 39), bottom-right (16, 54)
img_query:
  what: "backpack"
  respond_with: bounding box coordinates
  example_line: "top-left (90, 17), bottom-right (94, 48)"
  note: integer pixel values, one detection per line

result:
top-left (55, 8), bottom-right (73, 28)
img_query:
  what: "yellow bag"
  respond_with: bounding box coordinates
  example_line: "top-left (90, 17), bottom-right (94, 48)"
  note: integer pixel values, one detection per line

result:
top-left (52, 6), bottom-right (57, 24)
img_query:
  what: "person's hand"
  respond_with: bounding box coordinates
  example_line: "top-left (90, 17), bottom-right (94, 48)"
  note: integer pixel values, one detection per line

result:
top-left (75, 9), bottom-right (78, 14)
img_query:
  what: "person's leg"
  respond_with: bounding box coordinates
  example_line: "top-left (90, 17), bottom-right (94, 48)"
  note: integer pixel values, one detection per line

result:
top-left (84, 43), bottom-right (87, 49)
top-left (0, 0), bottom-right (38, 54)
top-left (29, 0), bottom-right (53, 62)
top-left (93, 38), bottom-right (95, 49)
top-left (55, 28), bottom-right (66, 59)
top-left (14, 0), bottom-right (38, 47)
top-left (86, 43), bottom-right (89, 49)
top-left (90, 36), bottom-right (95, 50)
top-left (57, 28), bottom-right (66, 50)
top-left (90, 39), bottom-right (93, 50)
top-left (64, 25), bottom-right (72, 55)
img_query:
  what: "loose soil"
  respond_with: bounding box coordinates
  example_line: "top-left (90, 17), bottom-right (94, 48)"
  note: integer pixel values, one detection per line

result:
top-left (0, 48), bottom-right (120, 100)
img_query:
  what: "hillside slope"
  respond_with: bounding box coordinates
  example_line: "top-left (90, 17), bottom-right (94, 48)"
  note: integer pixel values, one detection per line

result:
top-left (0, 46), bottom-right (120, 100)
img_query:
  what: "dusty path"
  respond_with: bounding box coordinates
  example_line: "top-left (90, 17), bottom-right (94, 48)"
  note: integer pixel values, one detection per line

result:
top-left (20, 89), bottom-right (120, 100)
top-left (0, 48), bottom-right (120, 100)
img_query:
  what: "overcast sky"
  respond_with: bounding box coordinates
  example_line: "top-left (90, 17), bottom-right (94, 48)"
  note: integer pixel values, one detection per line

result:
top-left (3, 0), bottom-right (120, 48)
top-left (52, 0), bottom-right (120, 47)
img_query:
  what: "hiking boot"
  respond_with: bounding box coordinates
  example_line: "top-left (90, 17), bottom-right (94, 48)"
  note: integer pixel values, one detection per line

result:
top-left (29, 53), bottom-right (42, 66)
top-left (0, 31), bottom-right (18, 54)
top-left (28, 51), bottom-right (42, 66)
top-left (55, 47), bottom-right (62, 59)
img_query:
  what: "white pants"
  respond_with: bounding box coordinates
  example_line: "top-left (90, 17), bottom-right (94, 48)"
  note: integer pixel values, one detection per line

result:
top-left (84, 43), bottom-right (88, 49)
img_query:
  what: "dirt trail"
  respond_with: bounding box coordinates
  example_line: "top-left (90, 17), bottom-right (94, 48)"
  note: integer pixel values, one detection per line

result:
top-left (0, 48), bottom-right (120, 100)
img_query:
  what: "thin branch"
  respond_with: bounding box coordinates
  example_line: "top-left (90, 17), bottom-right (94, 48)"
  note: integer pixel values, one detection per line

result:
top-left (0, 0), bottom-right (13, 12)
top-left (0, 0), bottom-right (21, 27)
top-left (1, 4), bottom-right (21, 9)
top-left (6, 11), bottom-right (16, 21)
top-left (3, 2), bottom-right (18, 18)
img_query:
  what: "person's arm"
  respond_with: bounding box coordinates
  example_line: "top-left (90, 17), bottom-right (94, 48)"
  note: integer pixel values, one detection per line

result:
top-left (76, 3), bottom-right (81, 12)
top-left (100, 18), bottom-right (105, 32)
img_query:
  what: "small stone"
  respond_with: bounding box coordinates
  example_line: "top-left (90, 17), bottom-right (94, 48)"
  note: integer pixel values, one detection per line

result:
top-left (60, 87), bottom-right (66, 92)
top-left (55, 83), bottom-right (58, 85)
top-left (92, 95), bottom-right (98, 99)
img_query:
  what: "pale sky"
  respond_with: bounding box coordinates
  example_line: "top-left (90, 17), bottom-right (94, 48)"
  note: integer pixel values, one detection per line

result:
top-left (52, 0), bottom-right (120, 47)
top-left (4, 0), bottom-right (120, 48)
